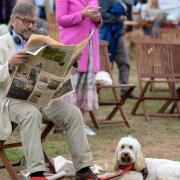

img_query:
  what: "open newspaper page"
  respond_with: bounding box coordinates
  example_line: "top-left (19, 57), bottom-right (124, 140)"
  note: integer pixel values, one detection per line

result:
top-left (6, 33), bottom-right (91, 108)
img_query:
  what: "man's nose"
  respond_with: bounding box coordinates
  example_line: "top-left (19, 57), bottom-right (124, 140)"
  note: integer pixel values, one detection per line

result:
top-left (28, 22), bottom-right (34, 28)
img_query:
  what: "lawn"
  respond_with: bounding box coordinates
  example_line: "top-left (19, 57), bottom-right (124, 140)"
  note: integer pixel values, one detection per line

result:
top-left (1, 41), bottom-right (180, 179)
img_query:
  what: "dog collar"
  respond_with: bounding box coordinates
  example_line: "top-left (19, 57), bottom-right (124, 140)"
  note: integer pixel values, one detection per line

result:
top-left (119, 164), bottom-right (134, 170)
top-left (141, 166), bottom-right (148, 179)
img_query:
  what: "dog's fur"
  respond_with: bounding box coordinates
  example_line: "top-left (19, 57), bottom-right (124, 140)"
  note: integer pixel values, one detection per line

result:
top-left (114, 136), bottom-right (180, 180)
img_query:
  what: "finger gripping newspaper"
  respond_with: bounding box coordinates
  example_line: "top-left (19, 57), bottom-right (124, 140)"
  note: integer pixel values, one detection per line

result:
top-left (6, 33), bottom-right (92, 108)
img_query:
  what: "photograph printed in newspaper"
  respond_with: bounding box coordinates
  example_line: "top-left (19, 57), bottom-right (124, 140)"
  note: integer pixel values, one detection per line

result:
top-left (6, 33), bottom-right (92, 108)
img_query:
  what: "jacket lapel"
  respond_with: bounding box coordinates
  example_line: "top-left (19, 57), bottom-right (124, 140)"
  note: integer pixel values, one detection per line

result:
top-left (6, 33), bottom-right (16, 55)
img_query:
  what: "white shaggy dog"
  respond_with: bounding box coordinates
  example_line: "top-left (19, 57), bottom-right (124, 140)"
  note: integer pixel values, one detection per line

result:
top-left (114, 136), bottom-right (180, 180)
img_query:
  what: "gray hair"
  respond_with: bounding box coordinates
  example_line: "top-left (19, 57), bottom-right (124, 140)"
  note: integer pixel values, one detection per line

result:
top-left (10, 2), bottom-right (39, 19)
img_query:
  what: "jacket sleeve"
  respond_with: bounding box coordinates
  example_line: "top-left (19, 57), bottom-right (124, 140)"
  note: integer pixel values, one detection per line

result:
top-left (56, 0), bottom-right (84, 27)
top-left (98, 0), bottom-right (119, 23)
top-left (0, 48), bottom-right (10, 85)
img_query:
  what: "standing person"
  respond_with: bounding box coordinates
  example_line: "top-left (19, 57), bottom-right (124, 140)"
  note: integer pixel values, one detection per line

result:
top-left (99, 0), bottom-right (136, 98)
top-left (0, 0), bottom-right (16, 24)
top-left (35, 0), bottom-right (47, 19)
top-left (122, 0), bottom-right (135, 32)
top-left (141, 0), bottom-right (166, 36)
top-left (55, 0), bottom-right (101, 135)
top-left (0, 2), bottom-right (98, 180)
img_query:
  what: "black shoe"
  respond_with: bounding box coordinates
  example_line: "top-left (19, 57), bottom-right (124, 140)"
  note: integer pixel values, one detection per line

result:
top-left (121, 92), bottom-right (138, 99)
top-left (76, 168), bottom-right (98, 180)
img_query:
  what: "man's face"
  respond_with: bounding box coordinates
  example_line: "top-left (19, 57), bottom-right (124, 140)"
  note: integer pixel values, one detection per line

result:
top-left (11, 13), bottom-right (38, 39)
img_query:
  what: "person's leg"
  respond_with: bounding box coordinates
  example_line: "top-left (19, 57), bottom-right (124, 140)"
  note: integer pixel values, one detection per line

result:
top-left (114, 37), bottom-right (130, 94)
top-left (41, 99), bottom-right (94, 172)
top-left (114, 37), bottom-right (137, 98)
top-left (8, 100), bottom-right (46, 174)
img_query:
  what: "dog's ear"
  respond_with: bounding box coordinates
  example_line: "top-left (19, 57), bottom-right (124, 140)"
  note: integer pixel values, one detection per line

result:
top-left (134, 150), bottom-right (146, 171)
top-left (113, 148), bottom-right (120, 172)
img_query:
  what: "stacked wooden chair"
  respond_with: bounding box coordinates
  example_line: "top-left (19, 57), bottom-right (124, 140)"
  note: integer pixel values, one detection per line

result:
top-left (90, 41), bottom-right (135, 128)
top-left (131, 37), bottom-right (180, 121)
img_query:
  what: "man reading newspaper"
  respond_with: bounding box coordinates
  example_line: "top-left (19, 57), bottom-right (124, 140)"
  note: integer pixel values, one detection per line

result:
top-left (6, 33), bottom-right (86, 108)
top-left (0, 2), bottom-right (97, 180)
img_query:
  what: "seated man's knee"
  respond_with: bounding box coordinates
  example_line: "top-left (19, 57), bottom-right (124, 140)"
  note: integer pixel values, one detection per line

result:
top-left (21, 104), bottom-right (42, 124)
top-left (42, 100), bottom-right (82, 124)
top-left (62, 102), bottom-right (82, 122)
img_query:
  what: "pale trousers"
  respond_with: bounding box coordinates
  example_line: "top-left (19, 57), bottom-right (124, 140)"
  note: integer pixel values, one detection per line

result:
top-left (8, 99), bottom-right (93, 174)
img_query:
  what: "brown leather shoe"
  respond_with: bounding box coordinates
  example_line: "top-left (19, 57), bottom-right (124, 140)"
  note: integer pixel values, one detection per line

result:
top-left (76, 169), bottom-right (98, 180)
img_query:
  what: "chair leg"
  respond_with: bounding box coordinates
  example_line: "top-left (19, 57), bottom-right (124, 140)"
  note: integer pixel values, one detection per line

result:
top-left (104, 86), bottom-right (135, 127)
top-left (158, 100), bottom-right (173, 113)
top-left (131, 82), bottom-right (150, 121)
top-left (117, 106), bottom-right (131, 128)
top-left (43, 150), bottom-right (56, 173)
top-left (89, 111), bottom-right (100, 129)
top-left (0, 148), bottom-right (19, 180)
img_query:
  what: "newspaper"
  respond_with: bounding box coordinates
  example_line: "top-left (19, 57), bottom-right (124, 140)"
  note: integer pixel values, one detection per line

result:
top-left (6, 33), bottom-right (92, 108)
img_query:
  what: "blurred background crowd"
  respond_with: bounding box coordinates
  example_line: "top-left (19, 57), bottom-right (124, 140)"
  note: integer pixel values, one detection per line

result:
top-left (0, 0), bottom-right (180, 36)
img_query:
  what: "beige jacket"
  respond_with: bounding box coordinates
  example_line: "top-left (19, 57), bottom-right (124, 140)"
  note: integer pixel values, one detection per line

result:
top-left (0, 33), bottom-right (16, 140)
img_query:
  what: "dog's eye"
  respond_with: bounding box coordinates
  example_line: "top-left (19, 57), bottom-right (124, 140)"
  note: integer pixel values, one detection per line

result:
top-left (129, 145), bottom-right (133, 149)
top-left (121, 145), bottom-right (125, 149)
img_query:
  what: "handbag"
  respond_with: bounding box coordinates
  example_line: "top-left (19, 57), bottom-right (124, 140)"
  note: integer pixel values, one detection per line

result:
top-left (95, 71), bottom-right (112, 86)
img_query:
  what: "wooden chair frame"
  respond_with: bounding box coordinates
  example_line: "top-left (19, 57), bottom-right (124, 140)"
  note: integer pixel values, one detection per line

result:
top-left (131, 38), bottom-right (180, 121)
top-left (0, 120), bottom-right (55, 180)
top-left (90, 41), bottom-right (135, 128)
top-left (155, 28), bottom-right (180, 40)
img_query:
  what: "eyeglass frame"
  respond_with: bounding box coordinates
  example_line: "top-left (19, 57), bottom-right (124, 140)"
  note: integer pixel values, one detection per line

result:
top-left (15, 16), bottom-right (38, 26)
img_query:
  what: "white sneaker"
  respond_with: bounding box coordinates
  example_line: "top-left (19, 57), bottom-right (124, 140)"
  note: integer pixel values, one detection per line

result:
top-left (84, 125), bottom-right (96, 136)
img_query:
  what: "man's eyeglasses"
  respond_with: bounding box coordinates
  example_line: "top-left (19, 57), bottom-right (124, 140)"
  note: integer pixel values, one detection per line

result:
top-left (16, 16), bottom-right (37, 26)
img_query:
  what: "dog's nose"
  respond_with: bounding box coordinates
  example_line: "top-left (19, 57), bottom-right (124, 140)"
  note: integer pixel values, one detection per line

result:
top-left (123, 152), bottom-right (129, 157)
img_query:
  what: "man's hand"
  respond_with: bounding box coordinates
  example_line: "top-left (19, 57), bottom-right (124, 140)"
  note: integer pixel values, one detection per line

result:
top-left (9, 51), bottom-right (30, 67)
top-left (8, 51), bottom-right (30, 73)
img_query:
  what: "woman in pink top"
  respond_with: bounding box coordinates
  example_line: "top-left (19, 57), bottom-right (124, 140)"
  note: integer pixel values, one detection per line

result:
top-left (56, 0), bottom-right (101, 135)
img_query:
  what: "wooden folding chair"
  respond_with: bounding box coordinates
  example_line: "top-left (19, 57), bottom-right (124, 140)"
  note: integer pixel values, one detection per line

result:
top-left (0, 119), bottom-right (55, 180)
top-left (131, 37), bottom-right (180, 121)
top-left (90, 41), bottom-right (136, 128)
top-left (155, 28), bottom-right (180, 40)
